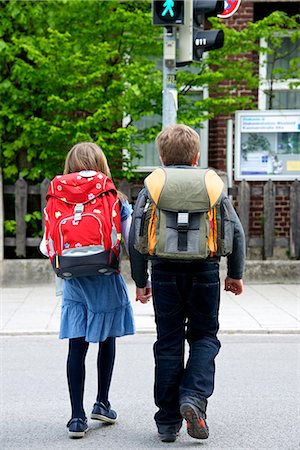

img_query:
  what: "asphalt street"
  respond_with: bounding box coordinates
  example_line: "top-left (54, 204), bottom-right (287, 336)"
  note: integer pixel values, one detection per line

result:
top-left (1, 334), bottom-right (300, 450)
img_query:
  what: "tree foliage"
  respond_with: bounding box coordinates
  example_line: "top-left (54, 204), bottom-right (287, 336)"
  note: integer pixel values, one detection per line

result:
top-left (1, 1), bottom-right (299, 183)
top-left (177, 11), bottom-right (300, 125)
top-left (1, 0), bottom-right (162, 182)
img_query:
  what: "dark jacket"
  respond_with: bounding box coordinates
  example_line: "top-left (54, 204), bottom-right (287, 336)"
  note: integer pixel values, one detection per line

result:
top-left (129, 188), bottom-right (246, 289)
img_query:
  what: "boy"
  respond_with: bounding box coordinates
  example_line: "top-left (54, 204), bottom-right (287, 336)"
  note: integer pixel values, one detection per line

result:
top-left (129, 124), bottom-right (245, 443)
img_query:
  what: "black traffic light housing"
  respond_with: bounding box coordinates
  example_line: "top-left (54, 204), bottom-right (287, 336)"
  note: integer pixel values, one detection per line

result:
top-left (153, 0), bottom-right (185, 25)
top-left (193, 0), bottom-right (225, 60)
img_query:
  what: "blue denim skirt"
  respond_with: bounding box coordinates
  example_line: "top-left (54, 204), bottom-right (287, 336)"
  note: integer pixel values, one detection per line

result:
top-left (59, 273), bottom-right (135, 343)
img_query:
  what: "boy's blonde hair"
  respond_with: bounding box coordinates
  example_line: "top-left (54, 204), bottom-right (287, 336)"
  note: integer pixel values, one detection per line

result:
top-left (64, 142), bottom-right (111, 177)
top-left (156, 124), bottom-right (200, 166)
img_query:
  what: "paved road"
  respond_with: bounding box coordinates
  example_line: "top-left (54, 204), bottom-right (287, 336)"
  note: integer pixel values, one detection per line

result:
top-left (2, 334), bottom-right (300, 450)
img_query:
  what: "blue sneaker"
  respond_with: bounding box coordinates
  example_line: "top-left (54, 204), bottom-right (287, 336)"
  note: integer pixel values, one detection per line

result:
top-left (90, 401), bottom-right (117, 424)
top-left (180, 403), bottom-right (209, 439)
top-left (67, 417), bottom-right (88, 438)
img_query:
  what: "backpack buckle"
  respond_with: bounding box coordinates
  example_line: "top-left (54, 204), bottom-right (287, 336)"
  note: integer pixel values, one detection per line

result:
top-left (74, 203), bottom-right (84, 221)
top-left (177, 212), bottom-right (189, 229)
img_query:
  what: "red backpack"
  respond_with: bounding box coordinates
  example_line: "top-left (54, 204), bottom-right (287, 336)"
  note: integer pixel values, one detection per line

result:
top-left (44, 170), bottom-right (121, 279)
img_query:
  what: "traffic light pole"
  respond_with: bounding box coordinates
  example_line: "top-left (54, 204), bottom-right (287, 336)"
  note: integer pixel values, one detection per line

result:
top-left (156, 1), bottom-right (225, 127)
top-left (162, 27), bottom-right (177, 127)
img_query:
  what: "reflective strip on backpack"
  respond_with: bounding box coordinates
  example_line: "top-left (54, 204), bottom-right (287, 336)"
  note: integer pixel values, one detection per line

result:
top-left (62, 245), bottom-right (105, 256)
top-left (148, 205), bottom-right (157, 256)
top-left (207, 207), bottom-right (218, 255)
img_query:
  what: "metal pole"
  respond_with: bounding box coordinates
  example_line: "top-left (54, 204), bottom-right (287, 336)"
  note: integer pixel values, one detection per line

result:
top-left (226, 118), bottom-right (233, 199)
top-left (162, 26), bottom-right (177, 128)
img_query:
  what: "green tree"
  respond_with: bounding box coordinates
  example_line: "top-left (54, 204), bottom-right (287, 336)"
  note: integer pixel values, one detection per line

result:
top-left (1, 2), bottom-right (299, 183)
top-left (0, 0), bottom-right (162, 182)
top-left (177, 11), bottom-right (300, 125)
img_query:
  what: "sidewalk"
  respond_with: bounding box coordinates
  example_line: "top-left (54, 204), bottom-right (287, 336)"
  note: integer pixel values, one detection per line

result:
top-left (1, 281), bottom-right (299, 335)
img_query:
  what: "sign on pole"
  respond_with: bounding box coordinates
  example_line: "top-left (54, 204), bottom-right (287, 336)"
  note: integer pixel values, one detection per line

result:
top-left (218, 0), bottom-right (241, 19)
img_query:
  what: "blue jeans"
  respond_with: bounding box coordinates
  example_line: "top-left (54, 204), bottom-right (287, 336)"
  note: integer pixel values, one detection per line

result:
top-left (152, 261), bottom-right (221, 434)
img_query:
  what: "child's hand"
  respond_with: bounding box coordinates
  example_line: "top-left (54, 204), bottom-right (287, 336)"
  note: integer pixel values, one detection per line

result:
top-left (136, 287), bottom-right (152, 303)
top-left (224, 277), bottom-right (244, 295)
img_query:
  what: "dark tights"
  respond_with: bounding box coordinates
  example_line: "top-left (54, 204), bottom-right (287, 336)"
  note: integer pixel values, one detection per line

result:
top-left (67, 336), bottom-right (116, 419)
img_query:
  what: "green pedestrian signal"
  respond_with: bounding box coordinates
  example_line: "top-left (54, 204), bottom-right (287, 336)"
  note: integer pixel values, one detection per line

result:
top-left (162, 0), bottom-right (175, 17)
top-left (153, 0), bottom-right (185, 25)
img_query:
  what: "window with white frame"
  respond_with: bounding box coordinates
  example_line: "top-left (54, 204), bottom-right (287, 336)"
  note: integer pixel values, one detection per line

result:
top-left (259, 35), bottom-right (300, 110)
top-left (130, 88), bottom-right (209, 171)
top-left (129, 113), bottom-right (161, 171)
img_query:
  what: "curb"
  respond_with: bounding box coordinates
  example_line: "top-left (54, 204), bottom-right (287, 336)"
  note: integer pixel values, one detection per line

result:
top-left (1, 259), bottom-right (300, 286)
top-left (1, 329), bottom-right (299, 337)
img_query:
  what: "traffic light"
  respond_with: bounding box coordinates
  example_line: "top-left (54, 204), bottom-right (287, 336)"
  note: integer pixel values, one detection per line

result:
top-left (153, 0), bottom-right (185, 25)
top-left (178, 0), bottom-right (225, 64)
top-left (193, 1), bottom-right (225, 60)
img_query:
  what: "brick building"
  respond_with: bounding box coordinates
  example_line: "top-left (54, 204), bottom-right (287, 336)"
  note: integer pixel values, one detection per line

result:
top-left (208, 0), bottom-right (299, 259)
top-left (209, 0), bottom-right (300, 169)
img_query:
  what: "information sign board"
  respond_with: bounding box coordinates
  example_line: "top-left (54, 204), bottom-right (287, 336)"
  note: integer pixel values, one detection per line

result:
top-left (234, 110), bottom-right (300, 181)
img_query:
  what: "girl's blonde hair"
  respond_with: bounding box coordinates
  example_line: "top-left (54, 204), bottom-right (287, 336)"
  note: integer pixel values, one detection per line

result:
top-left (64, 142), bottom-right (127, 202)
top-left (64, 142), bottom-right (111, 177)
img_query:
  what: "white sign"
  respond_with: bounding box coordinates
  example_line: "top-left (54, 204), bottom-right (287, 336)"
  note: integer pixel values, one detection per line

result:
top-left (235, 110), bottom-right (300, 181)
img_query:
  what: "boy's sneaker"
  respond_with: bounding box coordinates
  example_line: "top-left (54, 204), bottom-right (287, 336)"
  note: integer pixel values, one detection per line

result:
top-left (67, 417), bottom-right (88, 439)
top-left (90, 401), bottom-right (117, 424)
top-left (180, 403), bottom-right (209, 440)
top-left (158, 432), bottom-right (179, 443)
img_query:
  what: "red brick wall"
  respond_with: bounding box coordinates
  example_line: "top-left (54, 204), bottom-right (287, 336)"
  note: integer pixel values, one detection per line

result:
top-left (209, 4), bottom-right (255, 170)
top-left (274, 186), bottom-right (291, 238)
top-left (238, 182), bottom-right (291, 238)
top-left (226, 2), bottom-right (254, 30)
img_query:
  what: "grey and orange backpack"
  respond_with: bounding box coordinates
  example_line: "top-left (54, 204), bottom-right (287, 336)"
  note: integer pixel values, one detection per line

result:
top-left (133, 167), bottom-right (234, 260)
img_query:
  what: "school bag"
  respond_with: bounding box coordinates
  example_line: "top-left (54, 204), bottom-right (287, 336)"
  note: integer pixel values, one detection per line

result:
top-left (133, 166), bottom-right (234, 260)
top-left (44, 170), bottom-right (121, 279)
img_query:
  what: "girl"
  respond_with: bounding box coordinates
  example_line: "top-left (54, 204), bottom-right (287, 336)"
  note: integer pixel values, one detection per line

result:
top-left (40, 142), bottom-right (135, 439)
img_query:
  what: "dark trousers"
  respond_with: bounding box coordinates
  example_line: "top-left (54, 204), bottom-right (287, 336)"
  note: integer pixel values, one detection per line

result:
top-left (152, 261), bottom-right (221, 434)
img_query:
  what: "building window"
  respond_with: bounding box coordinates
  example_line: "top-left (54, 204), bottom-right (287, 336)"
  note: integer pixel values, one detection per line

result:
top-left (259, 36), bottom-right (300, 110)
top-left (130, 89), bottom-right (209, 171)
top-left (130, 114), bottom-right (161, 171)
